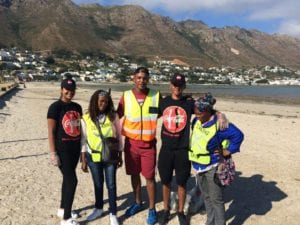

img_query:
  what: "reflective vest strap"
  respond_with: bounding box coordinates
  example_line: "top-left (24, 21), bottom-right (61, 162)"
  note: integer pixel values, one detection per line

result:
top-left (125, 114), bottom-right (157, 122)
top-left (124, 90), bottom-right (135, 117)
top-left (149, 90), bottom-right (158, 107)
top-left (188, 149), bottom-right (210, 156)
top-left (123, 126), bottom-right (156, 135)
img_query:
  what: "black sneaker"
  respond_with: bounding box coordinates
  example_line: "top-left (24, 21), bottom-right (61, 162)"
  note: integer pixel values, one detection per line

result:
top-left (160, 210), bottom-right (170, 225)
top-left (177, 212), bottom-right (188, 225)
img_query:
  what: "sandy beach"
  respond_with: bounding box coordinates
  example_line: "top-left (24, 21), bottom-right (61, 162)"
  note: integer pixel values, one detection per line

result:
top-left (0, 82), bottom-right (299, 225)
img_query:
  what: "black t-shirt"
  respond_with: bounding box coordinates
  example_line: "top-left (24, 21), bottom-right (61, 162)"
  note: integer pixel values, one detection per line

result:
top-left (47, 100), bottom-right (82, 152)
top-left (159, 96), bottom-right (194, 150)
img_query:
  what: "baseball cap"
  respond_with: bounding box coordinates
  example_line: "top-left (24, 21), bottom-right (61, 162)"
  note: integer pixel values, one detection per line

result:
top-left (171, 73), bottom-right (186, 87)
top-left (195, 93), bottom-right (216, 112)
top-left (61, 78), bottom-right (76, 91)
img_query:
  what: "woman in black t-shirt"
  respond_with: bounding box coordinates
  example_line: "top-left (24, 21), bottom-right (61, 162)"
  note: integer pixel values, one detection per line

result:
top-left (47, 78), bottom-right (82, 225)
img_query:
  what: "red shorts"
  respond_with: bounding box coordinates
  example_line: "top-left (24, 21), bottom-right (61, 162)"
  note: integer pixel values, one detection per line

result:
top-left (124, 138), bottom-right (157, 179)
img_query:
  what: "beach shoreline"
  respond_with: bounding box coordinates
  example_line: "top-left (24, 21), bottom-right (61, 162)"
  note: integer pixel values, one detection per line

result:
top-left (0, 82), bottom-right (299, 225)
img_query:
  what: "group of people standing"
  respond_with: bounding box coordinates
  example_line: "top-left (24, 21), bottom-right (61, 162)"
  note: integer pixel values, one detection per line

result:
top-left (47, 67), bottom-right (244, 225)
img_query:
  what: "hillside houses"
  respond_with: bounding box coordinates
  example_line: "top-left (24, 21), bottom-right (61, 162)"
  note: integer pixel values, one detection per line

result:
top-left (0, 47), bottom-right (299, 85)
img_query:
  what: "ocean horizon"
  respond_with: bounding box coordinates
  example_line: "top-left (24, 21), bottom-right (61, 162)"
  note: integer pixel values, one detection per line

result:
top-left (77, 82), bottom-right (300, 105)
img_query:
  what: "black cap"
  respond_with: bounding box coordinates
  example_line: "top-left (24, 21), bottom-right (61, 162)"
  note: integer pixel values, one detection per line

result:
top-left (171, 73), bottom-right (186, 87)
top-left (61, 78), bottom-right (76, 91)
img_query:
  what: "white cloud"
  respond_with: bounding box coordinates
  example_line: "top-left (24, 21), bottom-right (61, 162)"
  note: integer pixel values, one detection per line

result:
top-left (278, 20), bottom-right (300, 37)
top-left (74, 0), bottom-right (300, 37)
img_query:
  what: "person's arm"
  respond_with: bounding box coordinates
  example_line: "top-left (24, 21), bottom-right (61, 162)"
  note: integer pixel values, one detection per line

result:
top-left (116, 94), bottom-right (124, 119)
top-left (220, 123), bottom-right (244, 156)
top-left (47, 118), bottom-right (60, 166)
top-left (157, 93), bottom-right (163, 118)
top-left (80, 119), bottom-right (88, 172)
top-left (113, 114), bottom-right (123, 168)
top-left (216, 111), bottom-right (229, 130)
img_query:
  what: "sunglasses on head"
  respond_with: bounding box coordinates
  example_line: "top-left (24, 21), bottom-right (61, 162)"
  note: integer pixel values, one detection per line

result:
top-left (98, 88), bottom-right (111, 97)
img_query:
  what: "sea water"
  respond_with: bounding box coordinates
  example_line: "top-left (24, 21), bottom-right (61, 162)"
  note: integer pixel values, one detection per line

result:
top-left (78, 82), bottom-right (300, 104)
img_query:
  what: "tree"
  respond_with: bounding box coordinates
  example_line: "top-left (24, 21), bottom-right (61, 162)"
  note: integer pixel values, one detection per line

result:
top-left (117, 67), bottom-right (131, 82)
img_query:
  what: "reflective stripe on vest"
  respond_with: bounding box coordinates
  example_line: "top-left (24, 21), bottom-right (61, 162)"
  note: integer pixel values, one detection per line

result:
top-left (82, 114), bottom-right (113, 162)
top-left (122, 89), bottom-right (159, 141)
top-left (189, 121), bottom-right (229, 165)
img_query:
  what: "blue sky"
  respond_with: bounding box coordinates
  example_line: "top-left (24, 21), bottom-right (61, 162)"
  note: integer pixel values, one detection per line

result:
top-left (72, 0), bottom-right (300, 38)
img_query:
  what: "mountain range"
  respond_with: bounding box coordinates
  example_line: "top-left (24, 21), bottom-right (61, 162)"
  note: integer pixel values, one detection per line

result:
top-left (1, 0), bottom-right (300, 69)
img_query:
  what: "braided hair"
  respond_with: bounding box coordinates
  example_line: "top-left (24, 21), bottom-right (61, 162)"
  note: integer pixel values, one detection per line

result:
top-left (88, 89), bottom-right (115, 124)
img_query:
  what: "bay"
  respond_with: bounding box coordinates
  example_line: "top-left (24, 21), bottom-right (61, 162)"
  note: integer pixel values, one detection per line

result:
top-left (78, 82), bottom-right (300, 105)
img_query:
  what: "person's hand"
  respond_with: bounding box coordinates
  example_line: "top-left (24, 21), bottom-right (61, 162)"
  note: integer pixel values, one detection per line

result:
top-left (222, 149), bottom-right (231, 157)
top-left (81, 158), bottom-right (88, 173)
top-left (217, 113), bottom-right (229, 130)
top-left (80, 152), bottom-right (89, 173)
top-left (50, 152), bottom-right (60, 166)
top-left (214, 149), bottom-right (231, 157)
top-left (117, 153), bottom-right (123, 168)
top-left (191, 168), bottom-right (198, 176)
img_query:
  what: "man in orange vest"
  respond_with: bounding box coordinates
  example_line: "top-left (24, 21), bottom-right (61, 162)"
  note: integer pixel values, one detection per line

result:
top-left (117, 67), bottom-right (160, 225)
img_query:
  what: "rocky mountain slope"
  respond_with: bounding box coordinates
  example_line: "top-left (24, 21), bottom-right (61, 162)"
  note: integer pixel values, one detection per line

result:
top-left (1, 0), bottom-right (300, 68)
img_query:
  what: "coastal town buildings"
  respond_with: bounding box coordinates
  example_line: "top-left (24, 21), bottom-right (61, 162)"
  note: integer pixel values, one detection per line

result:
top-left (0, 48), bottom-right (299, 85)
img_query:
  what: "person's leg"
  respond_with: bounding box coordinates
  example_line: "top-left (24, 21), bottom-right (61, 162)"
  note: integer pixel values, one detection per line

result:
top-left (104, 163), bottom-right (117, 215)
top-left (131, 174), bottom-right (142, 204)
top-left (146, 178), bottom-right (156, 209)
top-left (141, 147), bottom-right (157, 209)
top-left (160, 183), bottom-right (171, 225)
top-left (158, 148), bottom-right (175, 225)
top-left (124, 139), bottom-right (142, 205)
top-left (60, 178), bottom-right (66, 209)
top-left (124, 140), bottom-right (143, 217)
top-left (197, 167), bottom-right (225, 225)
top-left (205, 168), bottom-right (225, 225)
top-left (197, 172), bottom-right (213, 225)
top-left (174, 149), bottom-right (191, 213)
top-left (58, 150), bottom-right (80, 220)
top-left (162, 183), bottom-right (171, 210)
top-left (124, 174), bottom-right (143, 217)
top-left (177, 184), bottom-right (187, 213)
top-left (158, 147), bottom-right (174, 211)
top-left (141, 145), bottom-right (157, 225)
top-left (86, 153), bottom-right (104, 209)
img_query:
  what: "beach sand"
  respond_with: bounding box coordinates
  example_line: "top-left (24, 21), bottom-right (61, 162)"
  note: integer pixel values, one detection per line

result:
top-left (0, 82), bottom-right (299, 225)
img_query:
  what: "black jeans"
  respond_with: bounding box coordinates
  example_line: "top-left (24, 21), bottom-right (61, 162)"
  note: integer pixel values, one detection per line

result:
top-left (58, 149), bottom-right (80, 220)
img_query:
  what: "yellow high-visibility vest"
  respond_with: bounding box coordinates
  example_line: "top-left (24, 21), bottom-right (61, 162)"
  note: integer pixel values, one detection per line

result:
top-left (189, 121), bottom-right (229, 165)
top-left (122, 89), bottom-right (159, 141)
top-left (82, 113), bottom-right (113, 162)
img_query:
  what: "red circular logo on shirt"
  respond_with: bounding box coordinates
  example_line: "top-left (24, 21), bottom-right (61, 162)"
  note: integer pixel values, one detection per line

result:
top-left (163, 106), bottom-right (187, 133)
top-left (62, 111), bottom-right (81, 137)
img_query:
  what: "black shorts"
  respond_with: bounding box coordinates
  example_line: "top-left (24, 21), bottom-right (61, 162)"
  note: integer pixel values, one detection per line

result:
top-left (158, 147), bottom-right (191, 186)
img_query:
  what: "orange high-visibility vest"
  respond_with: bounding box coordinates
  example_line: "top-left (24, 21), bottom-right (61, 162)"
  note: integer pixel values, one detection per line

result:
top-left (122, 89), bottom-right (159, 141)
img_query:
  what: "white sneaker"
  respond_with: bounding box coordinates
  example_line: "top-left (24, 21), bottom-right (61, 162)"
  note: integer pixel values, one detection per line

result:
top-left (86, 208), bottom-right (103, 221)
top-left (57, 209), bottom-right (79, 219)
top-left (60, 218), bottom-right (79, 225)
top-left (109, 213), bottom-right (119, 225)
